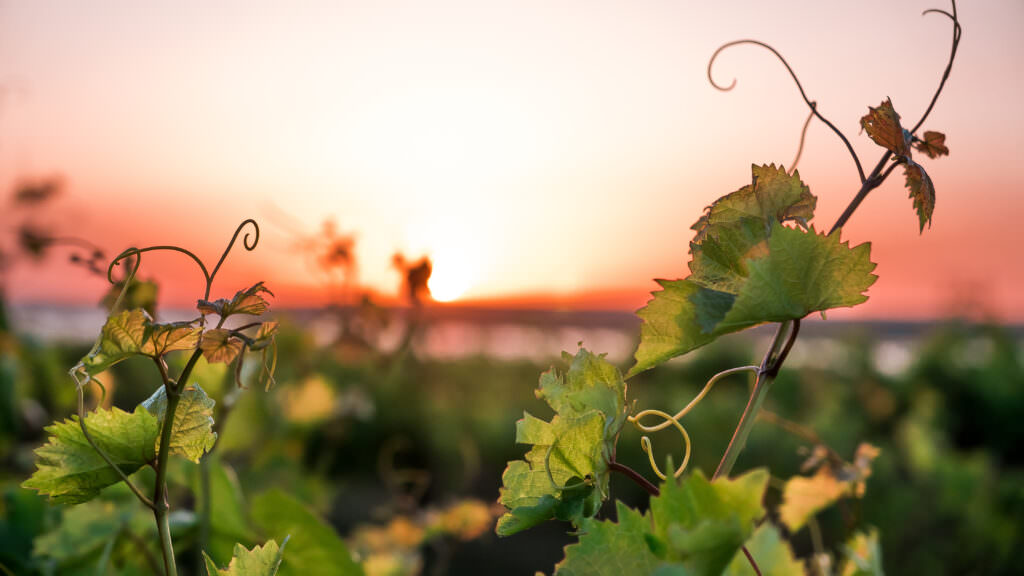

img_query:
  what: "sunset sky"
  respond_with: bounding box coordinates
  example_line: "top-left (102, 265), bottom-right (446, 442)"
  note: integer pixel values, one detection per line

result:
top-left (1, 0), bottom-right (1021, 320)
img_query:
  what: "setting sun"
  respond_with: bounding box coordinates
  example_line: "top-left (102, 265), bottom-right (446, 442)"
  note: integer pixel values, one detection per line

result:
top-left (428, 260), bottom-right (474, 302)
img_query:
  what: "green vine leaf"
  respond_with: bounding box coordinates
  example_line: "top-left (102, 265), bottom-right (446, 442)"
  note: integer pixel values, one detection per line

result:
top-left (552, 469), bottom-right (769, 576)
top-left (708, 223), bottom-right (877, 332)
top-left (80, 309), bottom-right (150, 376)
top-left (198, 282), bottom-right (274, 318)
top-left (33, 492), bottom-right (142, 566)
top-left (860, 98), bottom-right (908, 156)
top-left (251, 490), bottom-right (365, 576)
top-left (497, 348), bottom-right (628, 536)
top-left (724, 524), bottom-right (803, 576)
top-left (204, 539), bottom-right (287, 576)
top-left (553, 501), bottom-right (660, 576)
top-left (142, 384), bottom-right (218, 463)
top-left (631, 165), bottom-right (876, 375)
top-left (202, 329), bottom-right (245, 364)
top-left (22, 407), bottom-right (159, 504)
top-left (913, 130), bottom-right (949, 159)
top-left (904, 160), bottom-right (936, 232)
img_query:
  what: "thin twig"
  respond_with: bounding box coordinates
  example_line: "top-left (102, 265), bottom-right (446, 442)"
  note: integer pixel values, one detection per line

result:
top-left (789, 103), bottom-right (816, 174)
top-left (608, 461), bottom-right (660, 497)
top-left (742, 545), bottom-right (763, 576)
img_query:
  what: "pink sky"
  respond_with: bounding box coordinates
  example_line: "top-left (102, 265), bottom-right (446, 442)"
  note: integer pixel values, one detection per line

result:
top-left (1, 1), bottom-right (1021, 320)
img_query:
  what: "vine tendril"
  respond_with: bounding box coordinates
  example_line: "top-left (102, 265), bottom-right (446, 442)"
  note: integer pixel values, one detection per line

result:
top-left (708, 39), bottom-right (866, 184)
top-left (632, 409), bottom-right (690, 480)
top-left (104, 219), bottom-right (260, 303)
top-left (789, 103), bottom-right (816, 175)
top-left (208, 219), bottom-right (260, 296)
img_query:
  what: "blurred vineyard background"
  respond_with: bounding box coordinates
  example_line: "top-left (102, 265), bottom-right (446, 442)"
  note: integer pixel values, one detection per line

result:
top-left (1, 295), bottom-right (1022, 574)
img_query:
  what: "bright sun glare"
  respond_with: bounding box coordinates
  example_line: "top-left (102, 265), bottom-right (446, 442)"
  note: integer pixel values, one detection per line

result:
top-left (428, 261), bottom-right (473, 303)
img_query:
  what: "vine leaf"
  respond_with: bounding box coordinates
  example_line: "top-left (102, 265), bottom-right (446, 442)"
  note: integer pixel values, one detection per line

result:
top-left (497, 348), bottom-right (628, 536)
top-left (552, 469), bottom-right (768, 576)
top-left (192, 457), bottom-right (257, 565)
top-left (32, 488), bottom-right (148, 566)
top-left (78, 309), bottom-right (202, 377)
top-left (144, 321), bottom-right (203, 357)
top-left (553, 501), bottom-right (659, 576)
top-left (904, 160), bottom-right (936, 232)
top-left (779, 443), bottom-right (879, 532)
top-left (199, 282), bottom-right (274, 318)
top-left (860, 98), bottom-right (908, 156)
top-left (204, 539), bottom-right (287, 576)
top-left (913, 130), bottom-right (949, 159)
top-left (251, 489), bottom-right (365, 576)
top-left (22, 407), bottom-right (159, 504)
top-left (202, 329), bottom-right (245, 364)
top-left (631, 166), bottom-right (875, 375)
top-left (80, 309), bottom-right (150, 376)
top-left (724, 524), bottom-right (803, 575)
top-left (142, 384), bottom-right (217, 463)
top-left (840, 529), bottom-right (884, 576)
top-left (709, 223), bottom-right (877, 333)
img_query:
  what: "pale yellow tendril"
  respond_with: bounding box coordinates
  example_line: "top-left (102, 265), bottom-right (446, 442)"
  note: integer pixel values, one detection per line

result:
top-left (631, 409), bottom-right (690, 480)
top-left (626, 365), bottom-right (759, 479)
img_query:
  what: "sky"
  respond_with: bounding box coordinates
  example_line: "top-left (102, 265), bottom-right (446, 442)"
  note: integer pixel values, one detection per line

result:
top-left (1, 0), bottom-right (1021, 320)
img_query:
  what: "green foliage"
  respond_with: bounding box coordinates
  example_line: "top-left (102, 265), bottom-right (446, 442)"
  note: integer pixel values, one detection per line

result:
top-left (194, 457), bottom-right (258, 565)
top-left (142, 383), bottom-right (217, 463)
top-left (840, 530), bottom-right (884, 576)
top-left (22, 406), bottom-right (159, 504)
top-left (251, 489), bottom-right (364, 576)
top-left (631, 165), bottom-right (876, 375)
top-left (553, 469), bottom-right (768, 576)
top-left (497, 348), bottom-right (627, 536)
top-left (204, 539), bottom-right (287, 576)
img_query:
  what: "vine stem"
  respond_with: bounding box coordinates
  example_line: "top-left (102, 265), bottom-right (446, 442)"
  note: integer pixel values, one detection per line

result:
top-left (153, 348), bottom-right (204, 576)
top-left (712, 320), bottom-right (799, 480)
top-left (609, 461), bottom-right (660, 496)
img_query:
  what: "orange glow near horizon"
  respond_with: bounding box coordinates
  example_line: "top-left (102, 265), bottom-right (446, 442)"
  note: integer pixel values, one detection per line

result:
top-left (1, 1), bottom-right (1023, 320)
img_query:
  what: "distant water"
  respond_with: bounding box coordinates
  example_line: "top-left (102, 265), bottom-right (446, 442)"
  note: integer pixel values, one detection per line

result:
top-left (12, 304), bottom-right (1012, 374)
top-left (9, 304), bottom-right (638, 363)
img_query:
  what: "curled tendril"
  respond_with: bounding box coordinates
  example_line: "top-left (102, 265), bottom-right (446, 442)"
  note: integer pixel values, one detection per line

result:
top-left (627, 365), bottom-right (758, 480)
top-left (209, 219), bottom-right (260, 290)
top-left (630, 409), bottom-right (691, 480)
top-left (708, 39), bottom-right (866, 183)
top-left (103, 219), bottom-right (260, 305)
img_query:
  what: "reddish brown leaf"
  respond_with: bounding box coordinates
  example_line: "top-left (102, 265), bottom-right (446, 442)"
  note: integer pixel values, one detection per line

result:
top-left (913, 130), bottom-right (949, 159)
top-left (197, 282), bottom-right (274, 318)
top-left (200, 329), bottom-right (244, 364)
top-left (860, 98), bottom-right (908, 156)
top-left (904, 161), bottom-right (936, 232)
